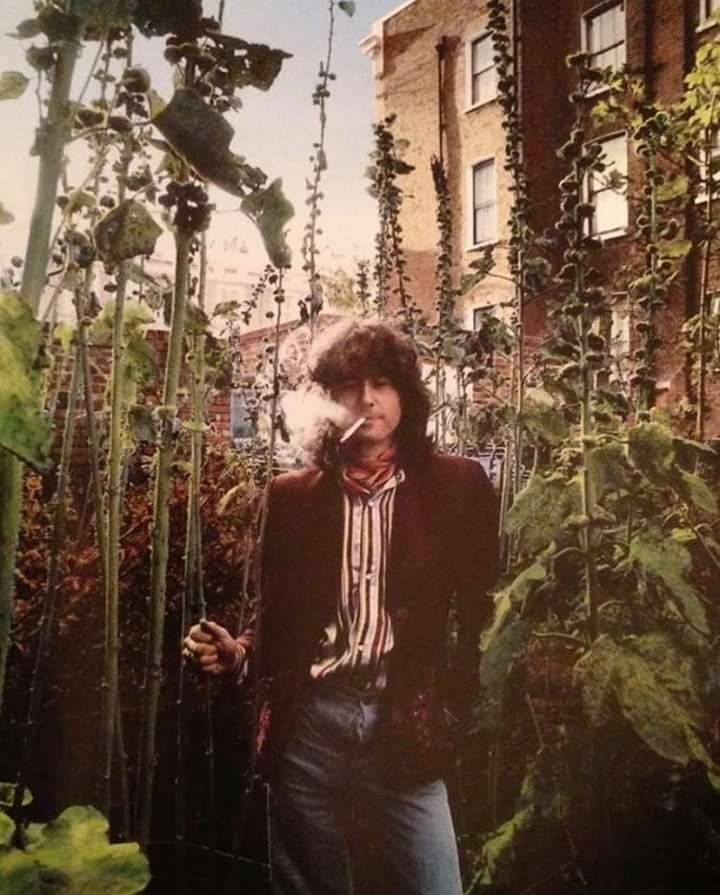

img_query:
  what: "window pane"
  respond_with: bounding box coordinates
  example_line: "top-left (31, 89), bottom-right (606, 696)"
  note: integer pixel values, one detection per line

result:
top-left (594, 187), bottom-right (628, 233)
top-left (472, 68), bottom-right (497, 105)
top-left (473, 159), bottom-right (496, 244)
top-left (472, 36), bottom-right (491, 71)
top-left (586, 2), bottom-right (625, 69)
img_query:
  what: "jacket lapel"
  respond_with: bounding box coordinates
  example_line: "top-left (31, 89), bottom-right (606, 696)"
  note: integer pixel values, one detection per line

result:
top-left (387, 465), bottom-right (433, 611)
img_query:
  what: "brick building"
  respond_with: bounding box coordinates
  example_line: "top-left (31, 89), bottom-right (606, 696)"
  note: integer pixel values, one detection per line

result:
top-left (362, 0), bottom-right (720, 434)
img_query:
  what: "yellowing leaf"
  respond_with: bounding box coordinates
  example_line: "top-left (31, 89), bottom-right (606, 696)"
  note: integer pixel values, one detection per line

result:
top-left (0, 292), bottom-right (52, 468)
top-left (0, 71), bottom-right (29, 101)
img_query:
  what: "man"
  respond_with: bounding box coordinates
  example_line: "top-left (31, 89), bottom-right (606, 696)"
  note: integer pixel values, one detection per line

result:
top-left (184, 320), bottom-right (500, 894)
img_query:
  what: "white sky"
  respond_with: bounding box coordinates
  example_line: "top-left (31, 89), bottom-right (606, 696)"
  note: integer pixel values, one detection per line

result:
top-left (0, 0), bottom-right (403, 304)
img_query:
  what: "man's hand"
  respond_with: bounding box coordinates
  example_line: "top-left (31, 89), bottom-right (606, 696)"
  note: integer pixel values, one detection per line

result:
top-left (182, 619), bottom-right (245, 676)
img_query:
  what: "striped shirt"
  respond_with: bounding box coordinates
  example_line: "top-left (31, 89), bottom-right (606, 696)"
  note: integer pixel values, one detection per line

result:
top-left (309, 470), bottom-right (404, 689)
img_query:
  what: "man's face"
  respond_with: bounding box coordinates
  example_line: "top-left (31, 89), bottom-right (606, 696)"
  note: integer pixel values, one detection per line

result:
top-left (332, 374), bottom-right (402, 450)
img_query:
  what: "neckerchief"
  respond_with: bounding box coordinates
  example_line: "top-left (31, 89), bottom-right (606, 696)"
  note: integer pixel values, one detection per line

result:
top-left (340, 444), bottom-right (399, 498)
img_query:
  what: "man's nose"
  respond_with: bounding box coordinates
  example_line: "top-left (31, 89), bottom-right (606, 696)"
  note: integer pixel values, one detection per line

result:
top-left (360, 380), bottom-right (376, 405)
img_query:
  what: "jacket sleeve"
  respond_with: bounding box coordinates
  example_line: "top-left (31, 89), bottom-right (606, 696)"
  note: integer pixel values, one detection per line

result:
top-left (449, 460), bottom-right (501, 717)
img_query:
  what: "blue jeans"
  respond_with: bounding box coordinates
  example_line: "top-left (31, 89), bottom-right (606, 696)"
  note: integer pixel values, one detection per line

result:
top-left (269, 683), bottom-right (462, 895)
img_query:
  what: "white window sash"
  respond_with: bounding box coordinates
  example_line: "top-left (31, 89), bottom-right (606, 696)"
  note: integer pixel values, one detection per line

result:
top-left (472, 160), bottom-right (497, 245)
top-left (469, 34), bottom-right (496, 107)
top-left (584, 2), bottom-right (626, 71)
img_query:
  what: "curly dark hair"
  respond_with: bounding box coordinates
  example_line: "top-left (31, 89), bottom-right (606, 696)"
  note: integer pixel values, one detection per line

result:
top-left (308, 320), bottom-right (433, 467)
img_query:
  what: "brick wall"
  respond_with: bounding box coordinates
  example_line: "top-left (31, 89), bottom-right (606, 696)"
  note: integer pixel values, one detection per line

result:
top-left (368, 0), bottom-right (720, 436)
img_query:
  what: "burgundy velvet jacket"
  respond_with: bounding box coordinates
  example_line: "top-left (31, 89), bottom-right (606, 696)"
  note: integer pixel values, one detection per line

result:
top-left (240, 451), bottom-right (500, 784)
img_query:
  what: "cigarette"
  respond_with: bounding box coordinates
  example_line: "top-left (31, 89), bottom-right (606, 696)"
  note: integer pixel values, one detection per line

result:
top-left (339, 416), bottom-right (366, 443)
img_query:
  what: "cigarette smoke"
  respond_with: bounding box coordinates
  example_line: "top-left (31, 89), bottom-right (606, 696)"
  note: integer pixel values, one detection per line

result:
top-left (280, 384), bottom-right (353, 463)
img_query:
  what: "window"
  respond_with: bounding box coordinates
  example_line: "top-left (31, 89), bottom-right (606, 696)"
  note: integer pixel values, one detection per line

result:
top-left (586, 134), bottom-right (628, 236)
top-left (593, 300), bottom-right (631, 382)
top-left (699, 0), bottom-right (720, 24)
top-left (473, 305), bottom-right (496, 331)
top-left (696, 128), bottom-right (720, 203)
top-left (471, 159), bottom-right (497, 245)
top-left (468, 34), bottom-right (496, 107)
top-left (230, 388), bottom-right (256, 444)
top-left (584, 2), bottom-right (626, 70)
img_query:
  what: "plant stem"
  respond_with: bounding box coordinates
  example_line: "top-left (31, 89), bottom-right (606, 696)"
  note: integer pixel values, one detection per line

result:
top-left (137, 226), bottom-right (191, 847)
top-left (0, 0), bottom-right (85, 716)
top-left (13, 347), bottom-right (82, 817)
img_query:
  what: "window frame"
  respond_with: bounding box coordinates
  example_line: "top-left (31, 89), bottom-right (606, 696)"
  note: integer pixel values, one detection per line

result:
top-left (468, 156), bottom-right (498, 248)
top-left (695, 127), bottom-right (720, 204)
top-left (581, 0), bottom-right (626, 73)
top-left (699, 0), bottom-right (720, 27)
top-left (466, 32), bottom-right (497, 111)
top-left (585, 132), bottom-right (629, 239)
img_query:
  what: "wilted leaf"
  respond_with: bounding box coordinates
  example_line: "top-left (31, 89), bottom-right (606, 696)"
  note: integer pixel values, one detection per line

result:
top-left (241, 178), bottom-right (294, 269)
top-left (94, 199), bottom-right (162, 265)
top-left (0, 292), bottom-right (52, 468)
top-left (505, 473), bottom-right (581, 553)
top-left (338, 1), bottom-right (357, 16)
top-left (0, 203), bottom-right (14, 226)
top-left (242, 44), bottom-right (292, 92)
top-left (7, 18), bottom-right (42, 39)
top-left (127, 405), bottom-right (157, 444)
top-left (152, 88), bottom-right (266, 197)
top-left (0, 71), bottom-right (29, 101)
top-left (628, 530), bottom-right (709, 635)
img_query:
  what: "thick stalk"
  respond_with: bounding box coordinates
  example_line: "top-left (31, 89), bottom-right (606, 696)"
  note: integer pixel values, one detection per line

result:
top-left (176, 235), bottom-right (211, 891)
top-left (303, 0), bottom-right (337, 338)
top-left (137, 226), bottom-right (191, 847)
top-left (227, 274), bottom-right (285, 891)
top-left (13, 350), bottom-right (82, 816)
top-left (0, 3), bottom-right (85, 716)
top-left (572, 153), bottom-right (599, 642)
top-left (101, 55), bottom-right (134, 812)
top-left (102, 263), bottom-right (129, 819)
top-left (696, 123), bottom-right (715, 439)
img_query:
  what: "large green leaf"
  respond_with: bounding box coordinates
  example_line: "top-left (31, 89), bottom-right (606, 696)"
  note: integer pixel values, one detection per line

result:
top-left (585, 441), bottom-right (629, 500)
top-left (0, 292), bottom-right (52, 468)
top-left (629, 530), bottom-right (709, 635)
top-left (520, 388), bottom-right (568, 445)
top-left (505, 473), bottom-right (581, 553)
top-left (481, 562), bottom-right (547, 651)
top-left (576, 635), bottom-right (718, 788)
top-left (241, 178), bottom-right (294, 269)
top-left (676, 470), bottom-right (717, 514)
top-left (628, 422), bottom-right (674, 484)
top-left (0, 806), bottom-right (150, 894)
top-left (471, 807), bottom-right (533, 888)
